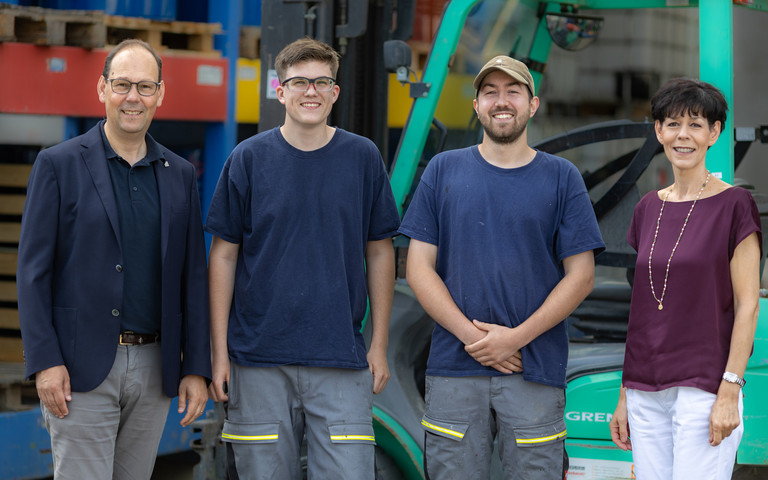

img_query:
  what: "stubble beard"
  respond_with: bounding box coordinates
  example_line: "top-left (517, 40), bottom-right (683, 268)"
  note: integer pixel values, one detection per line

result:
top-left (479, 108), bottom-right (529, 145)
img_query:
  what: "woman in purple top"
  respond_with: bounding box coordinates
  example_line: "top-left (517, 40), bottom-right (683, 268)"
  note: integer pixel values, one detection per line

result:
top-left (608, 78), bottom-right (762, 480)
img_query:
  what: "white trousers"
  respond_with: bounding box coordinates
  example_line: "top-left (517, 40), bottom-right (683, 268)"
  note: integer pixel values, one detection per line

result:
top-left (626, 386), bottom-right (743, 480)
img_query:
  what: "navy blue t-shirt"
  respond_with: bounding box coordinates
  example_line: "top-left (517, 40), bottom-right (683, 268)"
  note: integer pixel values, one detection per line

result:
top-left (398, 146), bottom-right (604, 388)
top-left (205, 127), bottom-right (400, 369)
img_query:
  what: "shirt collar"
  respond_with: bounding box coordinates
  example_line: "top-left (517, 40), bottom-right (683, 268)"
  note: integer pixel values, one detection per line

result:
top-left (99, 119), bottom-right (166, 167)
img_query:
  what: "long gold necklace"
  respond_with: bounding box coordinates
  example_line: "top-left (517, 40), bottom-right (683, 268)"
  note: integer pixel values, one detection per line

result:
top-left (648, 171), bottom-right (710, 311)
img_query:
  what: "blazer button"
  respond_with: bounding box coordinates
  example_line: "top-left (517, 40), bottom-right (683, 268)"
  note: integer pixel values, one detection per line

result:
top-left (112, 309), bottom-right (120, 317)
top-left (116, 265), bottom-right (123, 272)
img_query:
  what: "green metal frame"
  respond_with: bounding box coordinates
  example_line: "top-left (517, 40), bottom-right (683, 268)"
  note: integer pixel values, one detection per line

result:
top-left (373, 406), bottom-right (425, 479)
top-left (700, 0), bottom-right (735, 183)
top-left (389, 0), bottom-right (482, 214)
top-left (389, 0), bottom-right (768, 210)
top-left (383, 0), bottom-right (768, 474)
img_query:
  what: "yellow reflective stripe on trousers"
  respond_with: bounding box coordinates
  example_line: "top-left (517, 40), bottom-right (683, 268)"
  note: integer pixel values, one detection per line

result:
top-left (221, 433), bottom-right (279, 441)
top-left (421, 419), bottom-right (465, 440)
top-left (330, 434), bottom-right (376, 442)
top-left (515, 429), bottom-right (567, 445)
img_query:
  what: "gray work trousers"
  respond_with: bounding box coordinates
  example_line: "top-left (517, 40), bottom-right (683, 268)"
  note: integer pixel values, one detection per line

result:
top-left (422, 374), bottom-right (566, 480)
top-left (222, 364), bottom-right (376, 480)
top-left (41, 343), bottom-right (171, 480)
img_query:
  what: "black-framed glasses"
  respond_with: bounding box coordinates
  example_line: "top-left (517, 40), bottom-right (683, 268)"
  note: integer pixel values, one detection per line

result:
top-left (107, 78), bottom-right (162, 96)
top-left (281, 76), bottom-right (336, 92)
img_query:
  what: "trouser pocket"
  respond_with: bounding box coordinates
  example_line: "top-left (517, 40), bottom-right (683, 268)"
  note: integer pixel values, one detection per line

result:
top-left (328, 423), bottom-right (376, 445)
top-left (421, 414), bottom-right (469, 442)
top-left (221, 420), bottom-right (279, 444)
top-left (512, 418), bottom-right (567, 447)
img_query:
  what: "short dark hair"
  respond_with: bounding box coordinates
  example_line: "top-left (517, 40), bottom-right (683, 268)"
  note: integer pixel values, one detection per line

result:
top-left (274, 37), bottom-right (340, 82)
top-left (650, 77), bottom-right (727, 129)
top-left (102, 39), bottom-right (163, 82)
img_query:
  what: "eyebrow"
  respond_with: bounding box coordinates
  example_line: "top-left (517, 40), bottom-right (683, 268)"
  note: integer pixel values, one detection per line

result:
top-left (481, 80), bottom-right (525, 91)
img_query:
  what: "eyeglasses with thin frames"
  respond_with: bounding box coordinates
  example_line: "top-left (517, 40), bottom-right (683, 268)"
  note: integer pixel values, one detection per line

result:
top-left (281, 76), bottom-right (336, 92)
top-left (107, 78), bottom-right (162, 96)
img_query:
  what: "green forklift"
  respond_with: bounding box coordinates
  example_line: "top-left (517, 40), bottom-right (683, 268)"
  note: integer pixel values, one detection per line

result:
top-left (372, 1), bottom-right (768, 479)
top-left (199, 1), bottom-right (768, 479)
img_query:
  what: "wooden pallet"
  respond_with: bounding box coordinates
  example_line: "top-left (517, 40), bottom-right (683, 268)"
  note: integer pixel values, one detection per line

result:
top-left (0, 3), bottom-right (105, 48)
top-left (0, 163), bottom-right (27, 366)
top-left (239, 25), bottom-right (260, 60)
top-left (408, 40), bottom-right (431, 71)
top-left (0, 4), bottom-right (223, 56)
top-left (105, 14), bottom-right (222, 56)
top-left (0, 362), bottom-right (36, 411)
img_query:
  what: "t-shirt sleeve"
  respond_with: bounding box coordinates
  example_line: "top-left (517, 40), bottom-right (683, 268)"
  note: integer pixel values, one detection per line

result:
top-left (729, 188), bottom-right (762, 260)
top-left (555, 164), bottom-right (606, 261)
top-left (397, 163), bottom-right (439, 245)
top-left (204, 154), bottom-right (247, 244)
top-left (368, 162), bottom-right (401, 241)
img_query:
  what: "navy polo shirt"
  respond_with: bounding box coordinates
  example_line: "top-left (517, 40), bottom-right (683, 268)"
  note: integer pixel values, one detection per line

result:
top-left (100, 121), bottom-right (163, 335)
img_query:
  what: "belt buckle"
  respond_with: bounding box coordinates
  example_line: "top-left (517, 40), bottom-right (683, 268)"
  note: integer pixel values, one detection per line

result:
top-left (119, 331), bottom-right (134, 346)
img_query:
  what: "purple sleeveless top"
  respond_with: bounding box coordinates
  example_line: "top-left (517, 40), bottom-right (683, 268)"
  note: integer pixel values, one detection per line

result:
top-left (623, 187), bottom-right (761, 394)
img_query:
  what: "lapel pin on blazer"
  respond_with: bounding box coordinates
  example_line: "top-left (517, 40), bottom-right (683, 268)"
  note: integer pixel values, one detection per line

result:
top-left (164, 160), bottom-right (169, 167)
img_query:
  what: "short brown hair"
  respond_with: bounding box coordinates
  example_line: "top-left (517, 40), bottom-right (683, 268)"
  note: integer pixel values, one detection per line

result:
top-left (274, 37), bottom-right (340, 82)
top-left (102, 39), bottom-right (163, 82)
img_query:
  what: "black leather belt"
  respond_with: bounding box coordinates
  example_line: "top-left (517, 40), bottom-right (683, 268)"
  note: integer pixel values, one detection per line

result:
top-left (119, 331), bottom-right (159, 346)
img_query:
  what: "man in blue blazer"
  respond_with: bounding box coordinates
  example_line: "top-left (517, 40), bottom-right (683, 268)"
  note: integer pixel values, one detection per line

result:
top-left (16, 39), bottom-right (211, 479)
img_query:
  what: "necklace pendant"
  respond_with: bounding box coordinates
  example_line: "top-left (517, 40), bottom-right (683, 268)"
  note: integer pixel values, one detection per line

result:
top-left (658, 303), bottom-right (663, 311)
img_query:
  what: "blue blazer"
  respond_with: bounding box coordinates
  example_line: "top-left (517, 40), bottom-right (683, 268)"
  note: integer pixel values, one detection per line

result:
top-left (17, 124), bottom-right (212, 397)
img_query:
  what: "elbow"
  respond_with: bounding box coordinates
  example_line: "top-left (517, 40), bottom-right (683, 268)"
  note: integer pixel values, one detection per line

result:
top-left (576, 267), bottom-right (595, 300)
top-left (585, 270), bottom-right (595, 294)
top-left (734, 298), bottom-right (760, 332)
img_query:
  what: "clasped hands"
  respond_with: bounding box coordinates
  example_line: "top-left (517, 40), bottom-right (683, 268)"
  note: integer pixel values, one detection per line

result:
top-left (464, 319), bottom-right (523, 374)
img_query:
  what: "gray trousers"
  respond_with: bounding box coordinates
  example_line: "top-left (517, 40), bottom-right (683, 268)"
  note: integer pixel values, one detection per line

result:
top-left (42, 343), bottom-right (171, 480)
top-left (222, 364), bottom-right (376, 480)
top-left (422, 374), bottom-right (566, 480)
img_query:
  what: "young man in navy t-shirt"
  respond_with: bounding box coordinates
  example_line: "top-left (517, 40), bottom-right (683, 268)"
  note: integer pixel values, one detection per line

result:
top-left (399, 56), bottom-right (604, 479)
top-left (205, 38), bottom-right (400, 479)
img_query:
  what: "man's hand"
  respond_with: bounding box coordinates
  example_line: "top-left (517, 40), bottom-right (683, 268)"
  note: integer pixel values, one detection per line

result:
top-left (367, 345), bottom-right (391, 394)
top-left (178, 375), bottom-right (208, 427)
top-left (465, 320), bottom-right (524, 367)
top-left (208, 355), bottom-right (230, 402)
top-left (36, 365), bottom-right (71, 418)
top-left (489, 351), bottom-right (523, 374)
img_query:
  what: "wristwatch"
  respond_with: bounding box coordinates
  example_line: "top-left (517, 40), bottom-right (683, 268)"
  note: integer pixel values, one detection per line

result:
top-left (722, 371), bottom-right (746, 388)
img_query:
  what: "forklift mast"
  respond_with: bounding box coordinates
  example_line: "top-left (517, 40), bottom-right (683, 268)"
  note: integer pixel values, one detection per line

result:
top-left (258, 0), bottom-right (416, 165)
top-left (248, 1), bottom-right (768, 479)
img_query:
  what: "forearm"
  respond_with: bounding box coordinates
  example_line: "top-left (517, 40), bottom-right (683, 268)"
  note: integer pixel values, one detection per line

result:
top-left (406, 243), bottom-right (483, 345)
top-left (208, 238), bottom-right (238, 361)
top-left (721, 232), bottom-right (761, 390)
top-left (723, 304), bottom-right (758, 378)
top-left (716, 300), bottom-right (758, 404)
top-left (515, 251), bottom-right (595, 346)
top-left (365, 239), bottom-right (395, 351)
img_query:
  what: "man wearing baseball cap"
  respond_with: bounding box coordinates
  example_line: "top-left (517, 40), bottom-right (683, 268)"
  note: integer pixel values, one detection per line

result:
top-left (398, 55), bottom-right (604, 478)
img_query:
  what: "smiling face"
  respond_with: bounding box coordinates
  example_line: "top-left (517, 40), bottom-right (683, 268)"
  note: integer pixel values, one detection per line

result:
top-left (276, 60), bottom-right (339, 130)
top-left (655, 113), bottom-right (720, 172)
top-left (473, 70), bottom-right (539, 145)
top-left (97, 45), bottom-right (164, 140)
